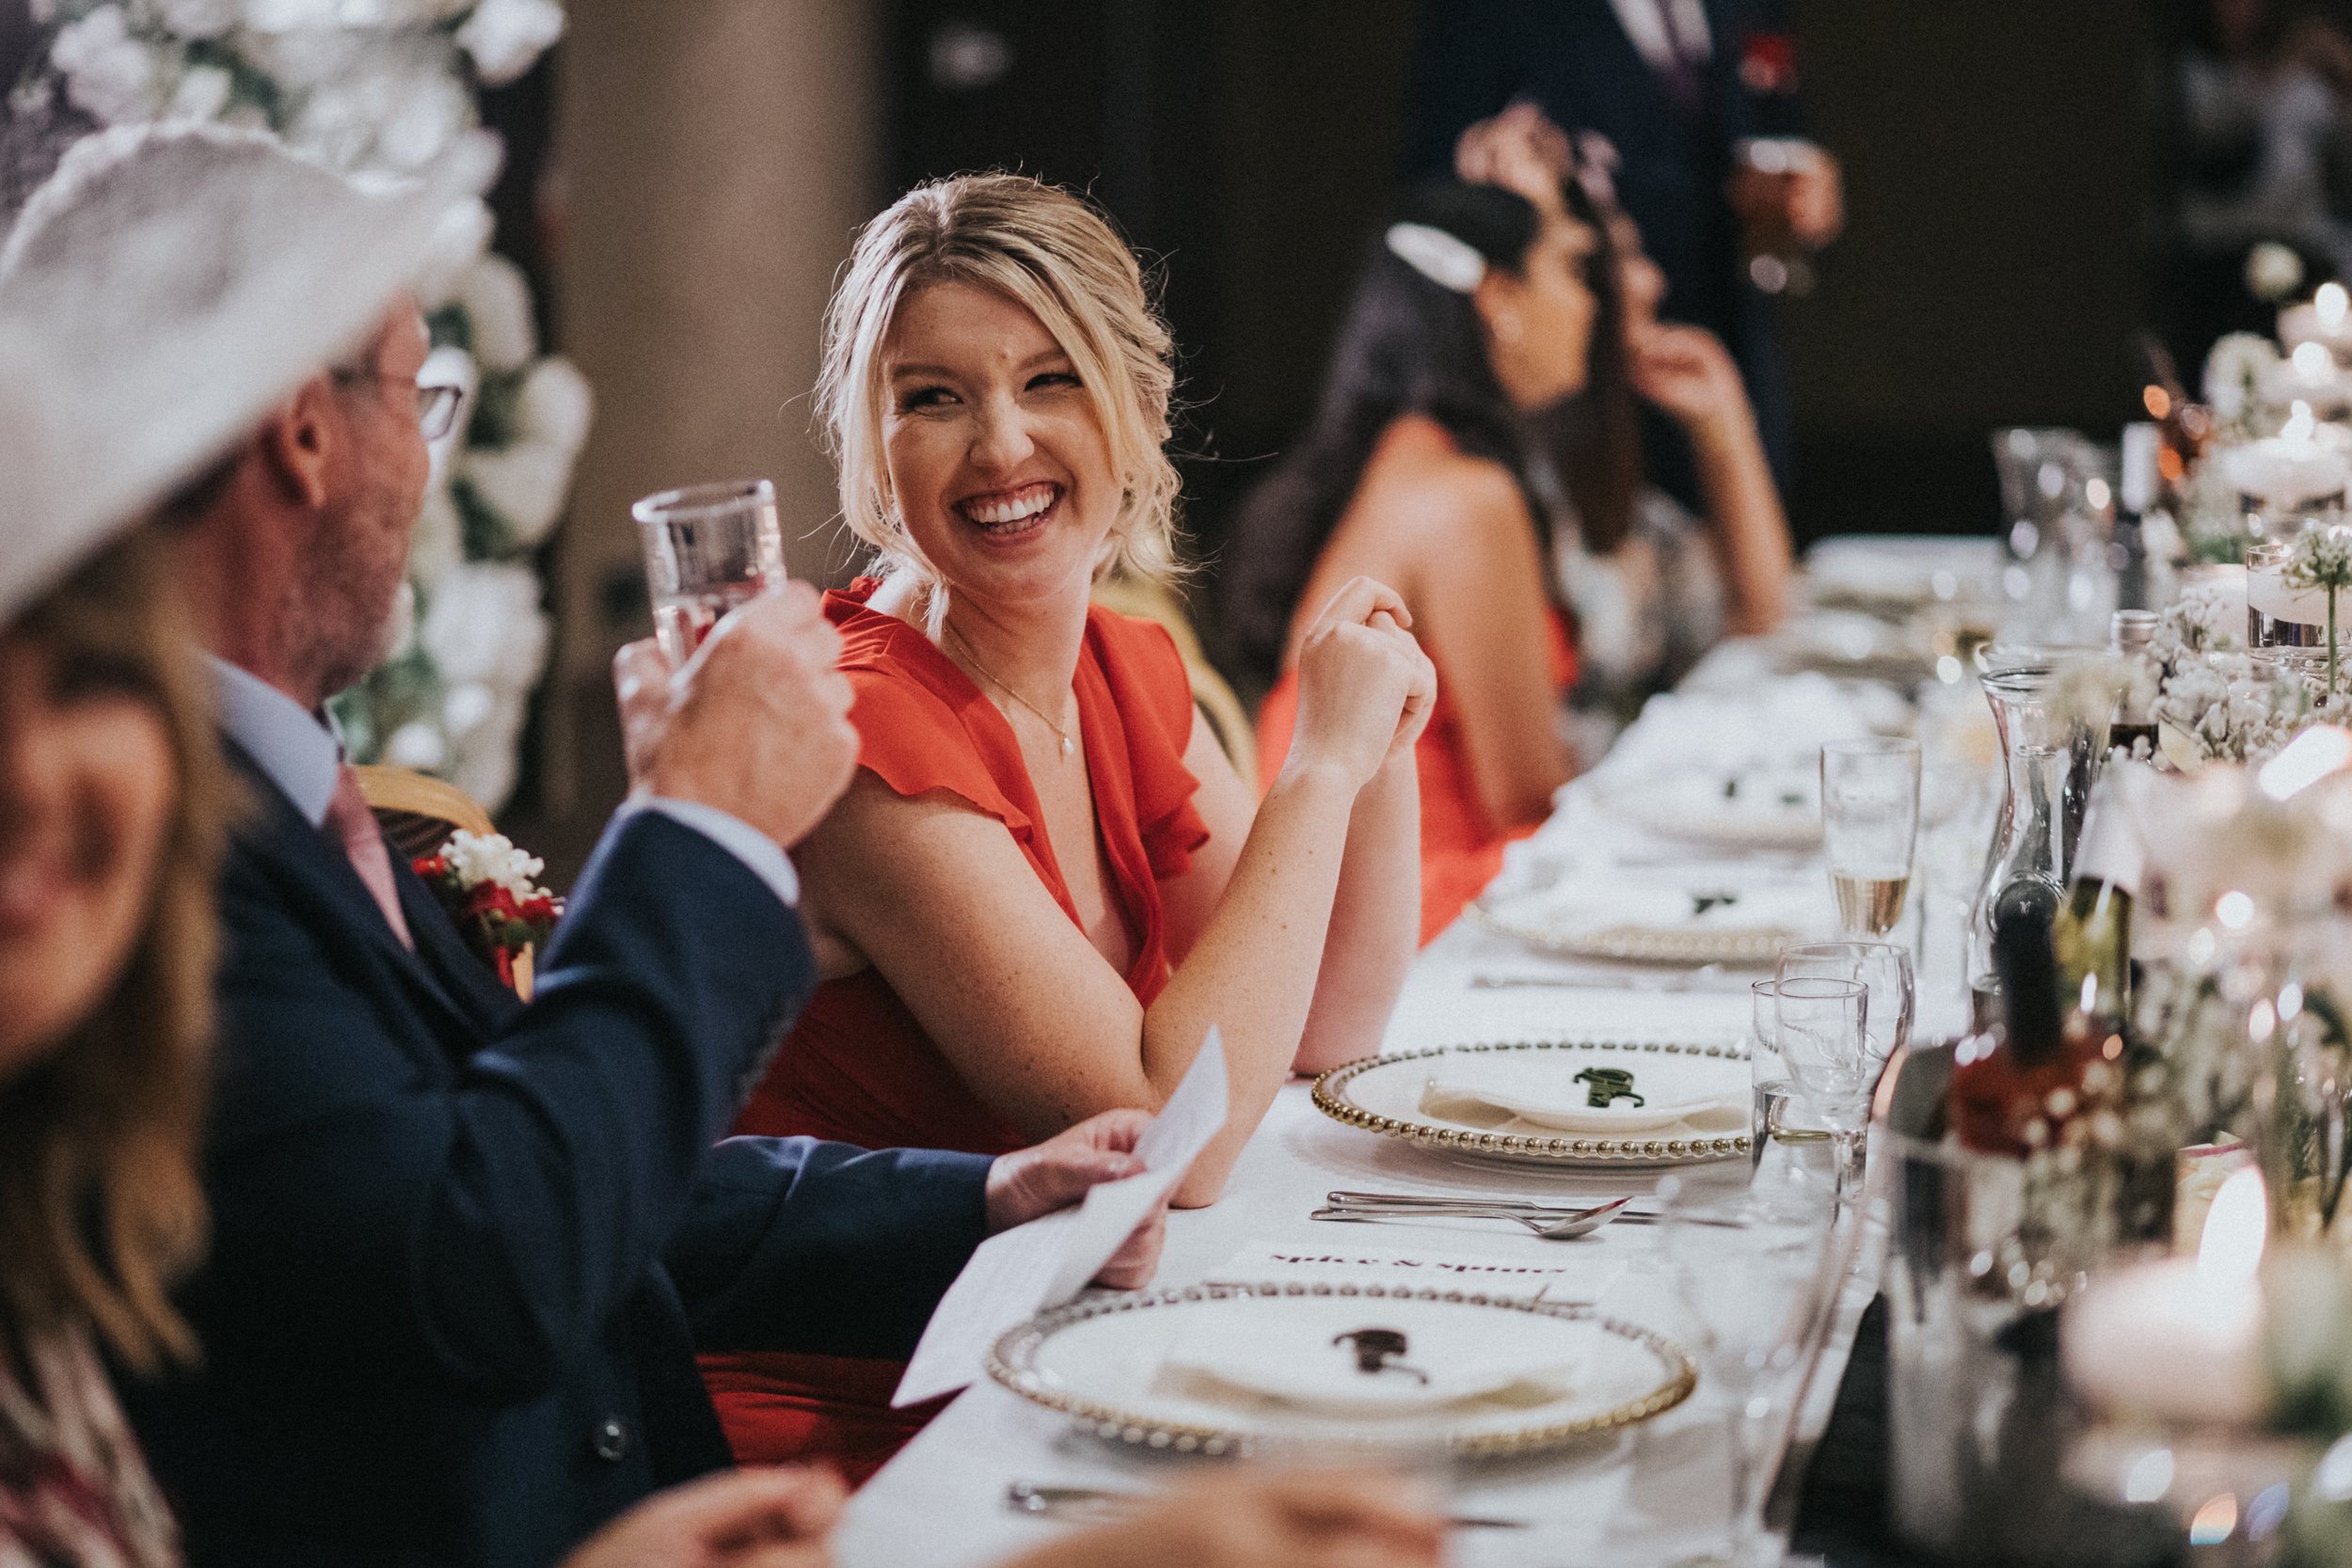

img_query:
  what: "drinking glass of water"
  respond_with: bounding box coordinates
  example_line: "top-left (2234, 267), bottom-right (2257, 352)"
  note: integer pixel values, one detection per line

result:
top-left (1777, 941), bottom-right (1915, 1064)
top-left (635, 479), bottom-right (786, 665)
top-left (1819, 737), bottom-right (1921, 939)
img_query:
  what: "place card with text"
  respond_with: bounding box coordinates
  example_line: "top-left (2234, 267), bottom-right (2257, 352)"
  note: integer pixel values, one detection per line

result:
top-left (1207, 1239), bottom-right (1626, 1304)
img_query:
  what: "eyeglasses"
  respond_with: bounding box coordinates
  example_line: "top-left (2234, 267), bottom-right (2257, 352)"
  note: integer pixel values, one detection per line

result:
top-left (335, 369), bottom-right (467, 442)
top-left (415, 383), bottom-right (465, 442)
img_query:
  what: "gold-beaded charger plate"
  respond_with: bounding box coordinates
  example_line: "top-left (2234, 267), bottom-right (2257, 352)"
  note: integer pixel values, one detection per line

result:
top-left (985, 1282), bottom-right (1694, 1459)
top-left (1469, 883), bottom-right (1808, 967)
top-left (1314, 1038), bottom-right (1751, 1168)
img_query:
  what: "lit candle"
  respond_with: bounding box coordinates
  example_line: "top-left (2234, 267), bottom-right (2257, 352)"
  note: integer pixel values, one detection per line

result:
top-left (2061, 1167), bottom-right (2268, 1427)
top-left (2217, 404), bottom-right (2352, 506)
top-left (2280, 283), bottom-right (2352, 361)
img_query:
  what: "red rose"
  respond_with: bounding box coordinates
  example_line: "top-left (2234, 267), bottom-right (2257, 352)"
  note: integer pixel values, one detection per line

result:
top-left (1740, 31), bottom-right (1797, 95)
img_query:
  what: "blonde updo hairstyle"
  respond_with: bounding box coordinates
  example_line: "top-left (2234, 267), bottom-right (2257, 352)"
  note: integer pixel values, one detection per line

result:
top-left (818, 173), bottom-right (1184, 624)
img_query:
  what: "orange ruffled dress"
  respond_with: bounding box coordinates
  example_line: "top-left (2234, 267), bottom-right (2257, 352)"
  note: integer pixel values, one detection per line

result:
top-left (1255, 610), bottom-right (1577, 945)
top-left (702, 578), bottom-right (1209, 1485)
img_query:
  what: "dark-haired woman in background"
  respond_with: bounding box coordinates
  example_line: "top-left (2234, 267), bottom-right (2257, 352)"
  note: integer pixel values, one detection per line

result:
top-left (1482, 113), bottom-right (1793, 757)
top-left (1227, 177), bottom-right (1597, 942)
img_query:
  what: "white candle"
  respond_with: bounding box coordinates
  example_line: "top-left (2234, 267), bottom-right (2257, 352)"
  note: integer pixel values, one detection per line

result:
top-left (2061, 1167), bottom-right (2268, 1427)
top-left (2281, 284), bottom-right (2352, 361)
top-left (2216, 409), bottom-right (2352, 506)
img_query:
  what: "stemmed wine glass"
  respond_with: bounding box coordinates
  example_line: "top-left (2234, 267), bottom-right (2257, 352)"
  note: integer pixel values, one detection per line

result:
top-left (1767, 975), bottom-right (1872, 1211)
top-left (1819, 738), bottom-right (1921, 939)
top-left (1660, 1180), bottom-right (1838, 1568)
top-left (1777, 942), bottom-right (1915, 1065)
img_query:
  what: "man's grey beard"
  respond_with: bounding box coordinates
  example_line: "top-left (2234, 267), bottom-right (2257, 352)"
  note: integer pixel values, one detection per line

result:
top-left (282, 578), bottom-right (405, 709)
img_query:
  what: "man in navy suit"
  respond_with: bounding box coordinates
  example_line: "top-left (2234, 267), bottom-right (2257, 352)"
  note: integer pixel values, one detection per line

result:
top-left (10, 127), bottom-right (1164, 1568)
top-left (1408, 0), bottom-right (1841, 494)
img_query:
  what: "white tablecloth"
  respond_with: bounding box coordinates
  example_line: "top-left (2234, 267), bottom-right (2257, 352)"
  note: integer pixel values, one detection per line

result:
top-left (836, 663), bottom-right (1897, 1568)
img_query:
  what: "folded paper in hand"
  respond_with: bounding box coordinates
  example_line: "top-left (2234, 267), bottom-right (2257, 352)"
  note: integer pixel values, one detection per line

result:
top-left (892, 1027), bottom-right (1231, 1407)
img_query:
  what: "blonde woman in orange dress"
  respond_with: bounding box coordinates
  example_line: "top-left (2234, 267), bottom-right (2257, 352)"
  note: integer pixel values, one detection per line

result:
top-left (706, 173), bottom-right (1436, 1478)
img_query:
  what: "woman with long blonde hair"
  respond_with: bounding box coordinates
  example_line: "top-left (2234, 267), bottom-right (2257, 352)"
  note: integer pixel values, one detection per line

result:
top-left (0, 521), bottom-right (230, 1568)
top-left (703, 172), bottom-right (1433, 1478)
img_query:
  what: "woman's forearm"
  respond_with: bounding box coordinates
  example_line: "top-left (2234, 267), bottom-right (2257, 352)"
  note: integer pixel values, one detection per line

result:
top-left (1692, 411), bottom-right (1794, 635)
top-left (1142, 762), bottom-right (1359, 1205)
top-left (1294, 752), bottom-right (1420, 1074)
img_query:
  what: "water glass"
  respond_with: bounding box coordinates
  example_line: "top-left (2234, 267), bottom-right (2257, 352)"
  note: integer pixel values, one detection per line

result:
top-left (634, 479), bottom-right (786, 665)
top-left (1770, 975), bottom-right (1872, 1209)
top-left (1777, 941), bottom-right (1915, 1064)
top-left (1820, 738), bottom-right (1921, 939)
top-left (1660, 1181), bottom-right (1837, 1567)
top-left (2247, 534), bottom-right (2331, 671)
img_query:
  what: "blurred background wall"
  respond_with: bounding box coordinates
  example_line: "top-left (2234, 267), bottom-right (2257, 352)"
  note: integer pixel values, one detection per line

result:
top-left (524, 0), bottom-right (2163, 867)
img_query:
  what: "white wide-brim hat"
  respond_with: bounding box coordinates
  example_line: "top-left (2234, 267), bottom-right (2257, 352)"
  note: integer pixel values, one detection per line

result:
top-left (0, 121), bottom-right (496, 624)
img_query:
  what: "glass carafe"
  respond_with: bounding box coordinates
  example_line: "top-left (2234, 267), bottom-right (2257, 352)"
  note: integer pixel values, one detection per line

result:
top-left (1966, 652), bottom-right (2106, 1028)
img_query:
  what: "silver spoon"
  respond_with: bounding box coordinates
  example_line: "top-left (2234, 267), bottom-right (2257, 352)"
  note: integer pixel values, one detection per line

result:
top-left (1310, 1195), bottom-right (1631, 1240)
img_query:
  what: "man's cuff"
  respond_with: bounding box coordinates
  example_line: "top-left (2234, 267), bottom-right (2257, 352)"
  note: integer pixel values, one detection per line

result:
top-left (634, 799), bottom-right (799, 907)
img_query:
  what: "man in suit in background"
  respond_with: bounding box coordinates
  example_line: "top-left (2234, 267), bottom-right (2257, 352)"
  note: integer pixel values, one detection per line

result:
top-left (1, 123), bottom-right (1165, 1568)
top-left (1408, 0), bottom-right (1842, 497)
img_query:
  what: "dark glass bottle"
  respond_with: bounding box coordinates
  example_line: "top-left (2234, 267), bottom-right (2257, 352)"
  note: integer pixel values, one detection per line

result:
top-left (2053, 771), bottom-right (2140, 1032)
top-left (2107, 610), bottom-right (2159, 763)
top-left (1952, 897), bottom-right (2097, 1157)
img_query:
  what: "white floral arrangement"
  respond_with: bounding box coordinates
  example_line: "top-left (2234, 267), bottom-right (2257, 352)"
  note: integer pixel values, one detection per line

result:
top-left (2205, 331), bottom-right (2281, 436)
top-left (2134, 580), bottom-right (2352, 764)
top-left (12, 0), bottom-right (583, 811)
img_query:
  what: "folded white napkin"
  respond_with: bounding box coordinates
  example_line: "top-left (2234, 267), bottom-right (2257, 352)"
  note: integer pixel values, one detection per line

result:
top-left (1486, 878), bottom-right (1824, 940)
top-left (1156, 1297), bottom-right (1581, 1418)
top-left (1420, 1077), bottom-right (1747, 1134)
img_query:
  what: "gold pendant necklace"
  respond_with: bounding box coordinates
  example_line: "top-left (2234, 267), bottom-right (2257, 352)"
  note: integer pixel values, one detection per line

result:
top-left (945, 622), bottom-right (1077, 759)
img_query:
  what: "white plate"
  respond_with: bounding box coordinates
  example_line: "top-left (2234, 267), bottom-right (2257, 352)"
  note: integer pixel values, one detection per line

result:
top-left (1596, 768), bottom-right (1821, 854)
top-left (1804, 534), bottom-right (2003, 610)
top-left (986, 1283), bottom-right (1694, 1458)
top-left (1471, 879), bottom-right (1816, 966)
top-left (1314, 1039), bottom-right (1752, 1168)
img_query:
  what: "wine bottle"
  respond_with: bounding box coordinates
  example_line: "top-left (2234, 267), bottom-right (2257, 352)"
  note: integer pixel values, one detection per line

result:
top-left (2053, 770), bottom-right (2141, 1031)
top-left (1952, 895), bottom-right (2093, 1156)
top-left (2107, 610), bottom-right (2159, 762)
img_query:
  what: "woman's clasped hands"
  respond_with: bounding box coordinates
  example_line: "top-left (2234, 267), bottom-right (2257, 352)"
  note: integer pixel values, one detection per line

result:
top-left (1281, 577), bottom-right (1438, 793)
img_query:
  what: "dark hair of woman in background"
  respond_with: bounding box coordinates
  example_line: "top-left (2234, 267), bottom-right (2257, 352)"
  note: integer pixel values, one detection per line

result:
top-left (1226, 176), bottom-right (1632, 680)
top-left (1224, 177), bottom-right (1613, 940)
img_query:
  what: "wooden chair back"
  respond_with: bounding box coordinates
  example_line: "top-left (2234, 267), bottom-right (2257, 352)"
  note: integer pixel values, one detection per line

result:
top-left (1090, 574), bottom-right (1256, 779)
top-left (351, 765), bottom-right (535, 1000)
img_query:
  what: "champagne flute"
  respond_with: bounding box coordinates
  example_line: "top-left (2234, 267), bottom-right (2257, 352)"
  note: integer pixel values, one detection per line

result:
top-left (634, 479), bottom-right (786, 665)
top-left (1819, 738), bottom-right (1921, 939)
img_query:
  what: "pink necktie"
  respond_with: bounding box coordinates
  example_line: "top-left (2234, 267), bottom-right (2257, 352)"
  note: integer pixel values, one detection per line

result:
top-left (326, 766), bottom-right (415, 951)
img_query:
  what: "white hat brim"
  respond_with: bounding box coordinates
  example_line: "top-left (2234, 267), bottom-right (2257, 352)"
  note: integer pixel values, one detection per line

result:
top-left (0, 125), bottom-right (497, 623)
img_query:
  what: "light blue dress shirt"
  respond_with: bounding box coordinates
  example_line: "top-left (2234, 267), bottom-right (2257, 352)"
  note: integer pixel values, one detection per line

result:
top-left (207, 657), bottom-right (800, 907)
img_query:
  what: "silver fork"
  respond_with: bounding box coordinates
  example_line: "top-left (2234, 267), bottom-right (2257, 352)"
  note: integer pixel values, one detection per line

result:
top-left (1310, 1195), bottom-right (1631, 1240)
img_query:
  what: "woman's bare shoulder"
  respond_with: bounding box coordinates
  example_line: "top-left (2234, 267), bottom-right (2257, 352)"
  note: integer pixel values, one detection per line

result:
top-left (1359, 415), bottom-right (1533, 556)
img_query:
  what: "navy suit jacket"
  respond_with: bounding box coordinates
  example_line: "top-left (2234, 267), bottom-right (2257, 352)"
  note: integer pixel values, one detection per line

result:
top-left (1408, 0), bottom-right (1801, 484)
top-left (123, 752), bottom-right (994, 1568)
